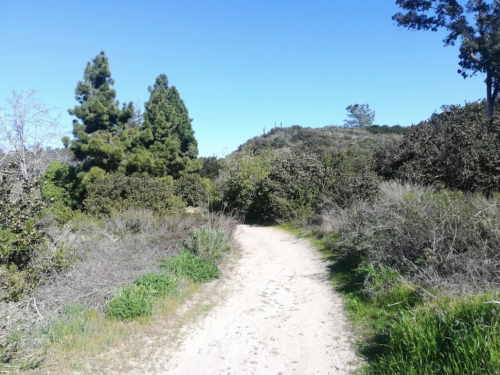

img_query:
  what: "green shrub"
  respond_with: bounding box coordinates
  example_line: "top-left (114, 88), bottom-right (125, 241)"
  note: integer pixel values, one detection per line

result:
top-left (374, 102), bottom-right (500, 194)
top-left (199, 156), bottom-right (222, 180)
top-left (254, 152), bottom-right (327, 222)
top-left (217, 152), bottom-right (271, 213)
top-left (136, 273), bottom-right (177, 297)
top-left (0, 163), bottom-right (45, 269)
top-left (320, 149), bottom-right (379, 208)
top-left (182, 227), bottom-right (231, 263)
top-left (107, 285), bottom-right (153, 320)
top-left (254, 150), bottom-right (378, 222)
top-left (41, 162), bottom-right (81, 208)
top-left (355, 264), bottom-right (421, 309)
top-left (0, 265), bottom-right (33, 302)
top-left (370, 295), bottom-right (500, 375)
top-left (364, 125), bottom-right (407, 135)
top-left (174, 174), bottom-right (209, 206)
top-left (270, 137), bottom-right (286, 148)
top-left (160, 252), bottom-right (220, 283)
top-left (84, 173), bottom-right (185, 215)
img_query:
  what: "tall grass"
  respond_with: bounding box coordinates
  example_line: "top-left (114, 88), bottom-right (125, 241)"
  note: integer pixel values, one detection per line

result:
top-left (371, 295), bottom-right (500, 375)
top-left (160, 252), bottom-right (221, 283)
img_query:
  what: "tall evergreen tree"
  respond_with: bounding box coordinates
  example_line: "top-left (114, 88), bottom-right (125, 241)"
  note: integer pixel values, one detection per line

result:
top-left (68, 51), bottom-right (133, 171)
top-left (142, 74), bottom-right (200, 177)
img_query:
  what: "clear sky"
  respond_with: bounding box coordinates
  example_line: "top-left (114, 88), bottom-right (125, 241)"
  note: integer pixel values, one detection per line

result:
top-left (0, 0), bottom-right (487, 157)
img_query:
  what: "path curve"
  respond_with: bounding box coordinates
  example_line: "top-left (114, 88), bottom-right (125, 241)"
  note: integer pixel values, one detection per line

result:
top-left (162, 225), bottom-right (357, 375)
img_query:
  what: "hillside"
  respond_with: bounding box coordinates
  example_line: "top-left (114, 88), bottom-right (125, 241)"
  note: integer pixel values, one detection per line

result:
top-left (236, 125), bottom-right (406, 156)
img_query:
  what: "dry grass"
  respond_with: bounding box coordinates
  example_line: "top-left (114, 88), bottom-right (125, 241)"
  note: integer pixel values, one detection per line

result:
top-left (0, 210), bottom-right (238, 373)
top-left (40, 233), bottom-right (241, 374)
top-left (321, 181), bottom-right (500, 292)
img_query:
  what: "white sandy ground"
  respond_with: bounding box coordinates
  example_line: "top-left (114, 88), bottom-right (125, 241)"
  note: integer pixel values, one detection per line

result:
top-left (150, 224), bottom-right (359, 375)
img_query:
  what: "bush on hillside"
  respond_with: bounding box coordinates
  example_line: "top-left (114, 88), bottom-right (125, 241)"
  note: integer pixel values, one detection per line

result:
top-left (217, 152), bottom-right (271, 213)
top-left (374, 102), bottom-right (500, 194)
top-left (199, 156), bottom-right (222, 180)
top-left (173, 174), bottom-right (208, 206)
top-left (323, 181), bottom-right (500, 289)
top-left (254, 152), bottom-right (327, 222)
top-left (84, 173), bottom-right (185, 215)
top-left (41, 162), bottom-right (82, 222)
top-left (320, 149), bottom-right (379, 209)
top-left (252, 150), bottom-right (378, 222)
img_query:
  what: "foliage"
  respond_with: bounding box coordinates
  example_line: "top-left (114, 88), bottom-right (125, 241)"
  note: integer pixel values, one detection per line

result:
top-left (160, 252), bottom-right (221, 283)
top-left (270, 136), bottom-right (286, 148)
top-left (320, 149), bottom-right (379, 209)
top-left (173, 174), bottom-right (209, 206)
top-left (237, 126), bottom-right (403, 157)
top-left (136, 273), bottom-right (178, 297)
top-left (0, 163), bottom-right (45, 269)
top-left (140, 74), bottom-right (201, 178)
top-left (217, 152), bottom-right (271, 213)
top-left (394, 0), bottom-right (500, 117)
top-left (252, 149), bottom-right (378, 222)
top-left (344, 103), bottom-right (375, 128)
top-left (370, 295), bottom-right (500, 374)
top-left (68, 51), bottom-right (134, 173)
top-left (199, 155), bottom-right (222, 180)
top-left (255, 152), bottom-right (327, 222)
top-left (66, 54), bottom-right (200, 183)
top-left (323, 181), bottom-right (500, 288)
top-left (41, 161), bottom-right (81, 222)
top-left (181, 227), bottom-right (232, 263)
top-left (106, 285), bottom-right (153, 320)
top-left (364, 125), bottom-right (406, 135)
top-left (374, 102), bottom-right (500, 193)
top-left (84, 173), bottom-right (185, 215)
top-left (0, 264), bottom-right (33, 302)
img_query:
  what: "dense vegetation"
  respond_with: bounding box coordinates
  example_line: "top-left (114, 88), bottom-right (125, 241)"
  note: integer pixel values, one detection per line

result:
top-left (0, 51), bottom-right (234, 372)
top-left (2, 38), bottom-right (500, 373)
top-left (215, 101), bottom-right (500, 374)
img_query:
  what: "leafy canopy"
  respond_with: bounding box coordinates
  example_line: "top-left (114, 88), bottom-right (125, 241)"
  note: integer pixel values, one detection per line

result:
top-left (393, 0), bottom-right (500, 116)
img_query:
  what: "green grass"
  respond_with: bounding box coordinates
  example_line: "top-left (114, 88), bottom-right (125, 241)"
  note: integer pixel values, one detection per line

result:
top-left (136, 273), bottom-right (178, 297)
top-left (277, 224), bottom-right (500, 375)
top-left (181, 227), bottom-right (231, 263)
top-left (160, 251), bottom-right (221, 283)
top-left (107, 285), bottom-right (154, 320)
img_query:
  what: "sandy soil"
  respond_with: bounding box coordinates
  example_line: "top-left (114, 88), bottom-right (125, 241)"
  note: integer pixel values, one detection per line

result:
top-left (153, 225), bottom-right (358, 375)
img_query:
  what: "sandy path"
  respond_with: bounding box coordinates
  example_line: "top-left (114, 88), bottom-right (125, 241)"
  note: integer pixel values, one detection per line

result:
top-left (159, 225), bottom-right (357, 375)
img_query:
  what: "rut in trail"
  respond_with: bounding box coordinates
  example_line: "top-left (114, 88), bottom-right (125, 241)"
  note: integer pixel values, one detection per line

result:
top-left (154, 225), bottom-right (358, 375)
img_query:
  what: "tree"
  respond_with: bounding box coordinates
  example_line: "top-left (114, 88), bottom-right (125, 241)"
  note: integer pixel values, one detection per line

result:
top-left (344, 104), bottom-right (375, 127)
top-left (0, 89), bottom-right (63, 180)
top-left (394, 0), bottom-right (500, 117)
top-left (68, 51), bottom-right (134, 171)
top-left (142, 74), bottom-right (200, 178)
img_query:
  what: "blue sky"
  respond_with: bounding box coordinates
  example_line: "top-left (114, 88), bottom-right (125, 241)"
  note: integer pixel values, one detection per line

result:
top-left (0, 0), bottom-right (486, 157)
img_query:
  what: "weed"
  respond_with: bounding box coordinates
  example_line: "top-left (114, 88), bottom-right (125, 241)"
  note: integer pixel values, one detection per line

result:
top-left (107, 285), bottom-right (153, 320)
top-left (182, 227), bottom-right (231, 264)
top-left (136, 273), bottom-right (178, 297)
top-left (160, 252), bottom-right (220, 283)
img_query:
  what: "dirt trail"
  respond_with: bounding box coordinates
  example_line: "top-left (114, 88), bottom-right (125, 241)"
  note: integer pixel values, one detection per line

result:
top-left (155, 225), bottom-right (358, 375)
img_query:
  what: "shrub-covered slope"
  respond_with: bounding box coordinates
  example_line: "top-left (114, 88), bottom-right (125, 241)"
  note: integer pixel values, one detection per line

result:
top-left (237, 125), bottom-right (405, 156)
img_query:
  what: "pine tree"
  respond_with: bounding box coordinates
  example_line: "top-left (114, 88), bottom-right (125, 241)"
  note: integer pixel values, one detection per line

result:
top-left (68, 51), bottom-right (133, 172)
top-left (142, 74), bottom-right (200, 177)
